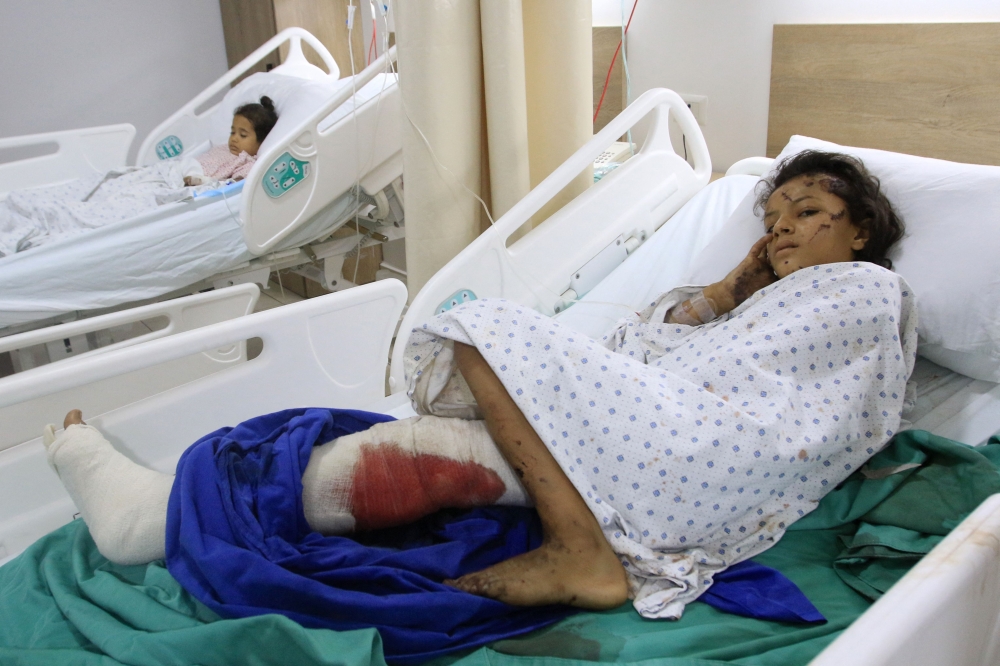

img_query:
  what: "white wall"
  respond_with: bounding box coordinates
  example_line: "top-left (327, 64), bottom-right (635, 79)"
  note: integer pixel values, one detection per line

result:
top-left (592, 0), bottom-right (628, 27)
top-left (619, 1), bottom-right (1000, 171)
top-left (0, 0), bottom-right (229, 163)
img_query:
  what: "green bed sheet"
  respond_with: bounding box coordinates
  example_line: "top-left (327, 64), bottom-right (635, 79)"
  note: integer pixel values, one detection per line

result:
top-left (2, 430), bottom-right (998, 666)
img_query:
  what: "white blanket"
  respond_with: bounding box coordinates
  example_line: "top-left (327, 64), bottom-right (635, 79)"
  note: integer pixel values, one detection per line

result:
top-left (0, 161), bottom-right (216, 256)
top-left (405, 261), bottom-right (918, 619)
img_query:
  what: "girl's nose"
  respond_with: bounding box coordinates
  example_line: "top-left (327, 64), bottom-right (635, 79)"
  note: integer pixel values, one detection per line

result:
top-left (772, 216), bottom-right (793, 235)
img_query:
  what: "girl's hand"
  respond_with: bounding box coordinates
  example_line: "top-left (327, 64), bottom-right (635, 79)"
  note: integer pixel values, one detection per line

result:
top-left (703, 233), bottom-right (777, 316)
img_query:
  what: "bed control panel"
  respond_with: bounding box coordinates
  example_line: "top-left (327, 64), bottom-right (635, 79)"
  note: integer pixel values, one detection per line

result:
top-left (263, 152), bottom-right (311, 198)
top-left (155, 135), bottom-right (184, 160)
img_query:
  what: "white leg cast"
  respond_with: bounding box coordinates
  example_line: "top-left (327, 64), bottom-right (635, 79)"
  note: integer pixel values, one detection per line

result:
top-left (43, 424), bottom-right (171, 565)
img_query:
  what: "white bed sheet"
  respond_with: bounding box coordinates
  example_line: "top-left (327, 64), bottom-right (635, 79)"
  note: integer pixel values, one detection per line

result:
top-left (0, 188), bottom-right (355, 328)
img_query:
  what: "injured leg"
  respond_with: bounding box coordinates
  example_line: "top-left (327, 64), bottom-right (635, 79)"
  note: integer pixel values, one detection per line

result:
top-left (48, 409), bottom-right (529, 565)
top-left (44, 410), bottom-right (171, 565)
top-left (445, 343), bottom-right (629, 610)
top-left (302, 416), bottom-right (529, 533)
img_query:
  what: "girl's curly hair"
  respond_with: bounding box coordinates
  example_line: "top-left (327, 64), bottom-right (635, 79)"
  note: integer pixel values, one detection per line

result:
top-left (754, 150), bottom-right (905, 269)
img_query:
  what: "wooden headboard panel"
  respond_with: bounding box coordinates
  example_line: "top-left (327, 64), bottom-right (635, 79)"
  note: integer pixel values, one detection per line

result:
top-left (767, 23), bottom-right (1000, 166)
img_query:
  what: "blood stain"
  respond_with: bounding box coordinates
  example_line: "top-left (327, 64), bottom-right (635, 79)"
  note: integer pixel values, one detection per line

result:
top-left (350, 444), bottom-right (507, 530)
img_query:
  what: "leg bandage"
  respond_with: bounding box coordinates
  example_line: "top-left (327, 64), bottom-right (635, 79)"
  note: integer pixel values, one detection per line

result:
top-left (302, 415), bottom-right (529, 533)
top-left (43, 415), bottom-right (527, 564)
top-left (43, 424), bottom-right (172, 565)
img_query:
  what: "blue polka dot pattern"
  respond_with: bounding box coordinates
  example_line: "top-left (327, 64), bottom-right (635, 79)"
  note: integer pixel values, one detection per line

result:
top-left (405, 262), bottom-right (918, 619)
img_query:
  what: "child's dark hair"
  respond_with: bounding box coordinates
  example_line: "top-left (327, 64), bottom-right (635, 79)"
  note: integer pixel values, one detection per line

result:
top-left (755, 150), bottom-right (905, 269)
top-left (234, 96), bottom-right (278, 143)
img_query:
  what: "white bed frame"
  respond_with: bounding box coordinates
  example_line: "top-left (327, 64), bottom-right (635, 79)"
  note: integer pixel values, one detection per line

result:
top-left (0, 124), bottom-right (136, 201)
top-left (0, 284), bottom-right (259, 453)
top-left (1, 88), bottom-right (998, 665)
top-left (0, 28), bottom-right (337, 198)
top-left (0, 28), bottom-right (404, 335)
top-left (134, 28), bottom-right (340, 168)
top-left (388, 87), bottom-right (711, 391)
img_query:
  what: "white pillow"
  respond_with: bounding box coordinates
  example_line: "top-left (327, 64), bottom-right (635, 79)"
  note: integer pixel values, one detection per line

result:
top-left (685, 135), bottom-right (1000, 382)
top-left (209, 73), bottom-right (348, 153)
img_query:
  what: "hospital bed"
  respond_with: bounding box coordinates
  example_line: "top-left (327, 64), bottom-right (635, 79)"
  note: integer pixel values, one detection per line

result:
top-left (1, 87), bottom-right (999, 666)
top-left (0, 28), bottom-right (403, 336)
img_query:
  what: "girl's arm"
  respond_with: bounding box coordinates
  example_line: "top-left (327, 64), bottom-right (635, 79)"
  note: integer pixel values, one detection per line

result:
top-left (665, 233), bottom-right (776, 324)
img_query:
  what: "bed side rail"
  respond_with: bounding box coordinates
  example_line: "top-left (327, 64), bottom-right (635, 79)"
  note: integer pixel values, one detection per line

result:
top-left (0, 124), bottom-right (135, 199)
top-left (0, 285), bottom-right (259, 452)
top-left (0, 279), bottom-right (404, 437)
top-left (0, 279), bottom-right (406, 564)
top-left (387, 87), bottom-right (711, 392)
top-left (135, 28), bottom-right (340, 167)
top-left (240, 47), bottom-right (401, 255)
top-left (811, 493), bottom-right (1000, 666)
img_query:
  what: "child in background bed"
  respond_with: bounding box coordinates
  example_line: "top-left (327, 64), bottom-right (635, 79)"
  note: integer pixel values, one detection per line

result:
top-left (181, 96), bottom-right (278, 186)
top-left (0, 97), bottom-right (278, 256)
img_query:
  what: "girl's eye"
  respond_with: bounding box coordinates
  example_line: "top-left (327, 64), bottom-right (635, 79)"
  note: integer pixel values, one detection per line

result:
top-left (800, 209), bottom-right (818, 217)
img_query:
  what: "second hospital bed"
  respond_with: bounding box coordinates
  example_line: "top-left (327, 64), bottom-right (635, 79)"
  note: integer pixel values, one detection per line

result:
top-left (0, 28), bottom-right (404, 335)
top-left (1, 89), bottom-right (999, 665)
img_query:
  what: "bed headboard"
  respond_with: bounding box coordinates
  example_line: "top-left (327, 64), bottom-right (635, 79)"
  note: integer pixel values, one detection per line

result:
top-left (767, 23), bottom-right (1000, 166)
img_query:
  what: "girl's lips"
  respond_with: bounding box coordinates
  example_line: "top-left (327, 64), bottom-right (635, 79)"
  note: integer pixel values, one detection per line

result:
top-left (772, 240), bottom-right (798, 256)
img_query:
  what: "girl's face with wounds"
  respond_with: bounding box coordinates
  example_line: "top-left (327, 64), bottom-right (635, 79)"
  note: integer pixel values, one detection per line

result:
top-left (763, 174), bottom-right (869, 279)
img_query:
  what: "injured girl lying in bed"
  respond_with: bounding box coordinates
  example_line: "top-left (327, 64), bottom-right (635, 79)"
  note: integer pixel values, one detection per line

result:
top-left (44, 150), bottom-right (916, 622)
top-left (0, 97), bottom-right (278, 256)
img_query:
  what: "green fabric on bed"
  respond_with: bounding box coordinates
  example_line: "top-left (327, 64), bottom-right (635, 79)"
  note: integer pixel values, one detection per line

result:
top-left (794, 428), bottom-right (1000, 601)
top-left (443, 430), bottom-right (1000, 665)
top-left (2, 429), bottom-right (998, 666)
top-left (0, 520), bottom-right (386, 666)
top-left (465, 527), bottom-right (866, 666)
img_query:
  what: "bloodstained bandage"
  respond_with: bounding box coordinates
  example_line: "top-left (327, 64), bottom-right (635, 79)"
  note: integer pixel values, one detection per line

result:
top-left (350, 444), bottom-right (507, 530)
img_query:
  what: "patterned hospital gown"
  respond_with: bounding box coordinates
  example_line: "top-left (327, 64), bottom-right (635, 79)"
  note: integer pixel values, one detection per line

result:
top-left (405, 262), bottom-right (918, 619)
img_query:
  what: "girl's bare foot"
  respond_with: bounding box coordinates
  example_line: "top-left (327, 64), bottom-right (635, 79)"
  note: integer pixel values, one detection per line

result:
top-left (64, 409), bottom-right (85, 428)
top-left (445, 520), bottom-right (628, 609)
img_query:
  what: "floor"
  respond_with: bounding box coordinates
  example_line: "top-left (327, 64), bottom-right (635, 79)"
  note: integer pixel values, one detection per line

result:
top-left (253, 279), bottom-right (307, 313)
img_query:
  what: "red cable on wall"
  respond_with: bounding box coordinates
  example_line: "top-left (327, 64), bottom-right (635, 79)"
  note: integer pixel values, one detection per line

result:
top-left (593, 0), bottom-right (639, 125)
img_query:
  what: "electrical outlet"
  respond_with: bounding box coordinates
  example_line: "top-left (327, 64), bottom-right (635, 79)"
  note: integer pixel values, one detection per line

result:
top-left (681, 94), bottom-right (707, 126)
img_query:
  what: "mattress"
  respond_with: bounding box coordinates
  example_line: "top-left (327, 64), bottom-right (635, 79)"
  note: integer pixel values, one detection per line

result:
top-left (0, 188), bottom-right (355, 328)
